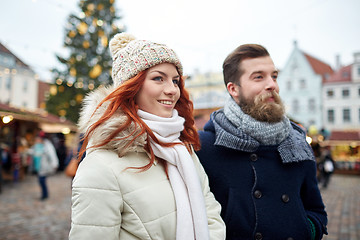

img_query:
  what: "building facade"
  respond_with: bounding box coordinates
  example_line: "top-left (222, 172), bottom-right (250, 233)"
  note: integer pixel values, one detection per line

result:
top-left (277, 41), bottom-right (334, 130)
top-left (185, 71), bottom-right (228, 129)
top-left (185, 71), bottom-right (228, 110)
top-left (0, 43), bottom-right (40, 110)
top-left (322, 52), bottom-right (360, 131)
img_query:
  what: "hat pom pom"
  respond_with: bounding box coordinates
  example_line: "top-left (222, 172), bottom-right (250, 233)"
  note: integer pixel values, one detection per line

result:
top-left (109, 32), bottom-right (136, 58)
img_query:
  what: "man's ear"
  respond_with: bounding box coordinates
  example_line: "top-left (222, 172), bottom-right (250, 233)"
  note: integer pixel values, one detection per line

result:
top-left (227, 82), bottom-right (240, 99)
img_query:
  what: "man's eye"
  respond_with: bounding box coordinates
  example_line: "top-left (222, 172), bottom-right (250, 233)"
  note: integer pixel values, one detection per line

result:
top-left (255, 75), bottom-right (262, 79)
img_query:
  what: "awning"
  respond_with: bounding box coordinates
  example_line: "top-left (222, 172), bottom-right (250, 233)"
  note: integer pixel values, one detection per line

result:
top-left (0, 103), bottom-right (77, 133)
top-left (321, 130), bottom-right (360, 147)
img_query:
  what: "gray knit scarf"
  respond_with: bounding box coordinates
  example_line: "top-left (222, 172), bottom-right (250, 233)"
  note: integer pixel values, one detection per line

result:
top-left (224, 97), bottom-right (291, 145)
top-left (211, 97), bottom-right (315, 163)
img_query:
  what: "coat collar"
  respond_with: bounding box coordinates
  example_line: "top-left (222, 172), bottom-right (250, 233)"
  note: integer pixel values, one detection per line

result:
top-left (78, 85), bottom-right (147, 157)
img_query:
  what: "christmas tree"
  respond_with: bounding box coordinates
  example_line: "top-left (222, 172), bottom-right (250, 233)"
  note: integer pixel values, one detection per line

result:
top-left (46, 0), bottom-right (124, 123)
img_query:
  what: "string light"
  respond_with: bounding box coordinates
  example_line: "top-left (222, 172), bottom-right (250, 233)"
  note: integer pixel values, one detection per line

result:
top-left (77, 22), bottom-right (88, 35)
top-left (2, 115), bottom-right (13, 124)
top-left (89, 64), bottom-right (102, 78)
top-left (97, 20), bottom-right (104, 26)
top-left (79, 12), bottom-right (85, 19)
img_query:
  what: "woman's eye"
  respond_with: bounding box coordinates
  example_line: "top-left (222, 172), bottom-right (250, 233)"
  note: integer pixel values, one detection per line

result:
top-left (153, 76), bottom-right (162, 81)
top-left (173, 79), bottom-right (180, 85)
top-left (254, 75), bottom-right (262, 79)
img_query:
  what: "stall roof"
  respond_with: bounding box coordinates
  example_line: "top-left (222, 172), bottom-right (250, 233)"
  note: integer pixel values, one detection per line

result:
top-left (0, 103), bottom-right (77, 133)
top-left (329, 130), bottom-right (360, 141)
top-left (322, 130), bottom-right (360, 146)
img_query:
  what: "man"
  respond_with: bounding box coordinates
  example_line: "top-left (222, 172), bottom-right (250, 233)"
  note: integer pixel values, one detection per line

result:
top-left (196, 44), bottom-right (327, 240)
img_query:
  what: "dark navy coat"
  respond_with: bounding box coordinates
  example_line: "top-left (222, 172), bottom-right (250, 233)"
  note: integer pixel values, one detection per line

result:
top-left (196, 119), bottom-right (327, 240)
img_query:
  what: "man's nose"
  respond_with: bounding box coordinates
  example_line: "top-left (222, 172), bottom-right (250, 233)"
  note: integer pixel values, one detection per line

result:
top-left (265, 76), bottom-right (277, 91)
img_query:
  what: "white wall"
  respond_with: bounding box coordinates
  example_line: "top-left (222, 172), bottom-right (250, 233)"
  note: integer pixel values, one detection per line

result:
top-left (322, 82), bottom-right (360, 130)
top-left (0, 57), bottom-right (39, 110)
top-left (278, 45), bottom-right (323, 129)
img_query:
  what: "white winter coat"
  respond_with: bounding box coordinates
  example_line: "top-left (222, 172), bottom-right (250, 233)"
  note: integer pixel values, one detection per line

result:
top-left (69, 86), bottom-right (225, 240)
top-left (32, 139), bottom-right (59, 176)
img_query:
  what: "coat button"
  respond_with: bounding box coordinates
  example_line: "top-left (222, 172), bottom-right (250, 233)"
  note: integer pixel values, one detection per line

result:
top-left (282, 194), bottom-right (290, 203)
top-left (250, 153), bottom-right (258, 162)
top-left (254, 190), bottom-right (262, 199)
top-left (254, 232), bottom-right (263, 240)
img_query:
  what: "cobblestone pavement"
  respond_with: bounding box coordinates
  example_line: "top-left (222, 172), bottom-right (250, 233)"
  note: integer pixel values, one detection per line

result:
top-left (321, 174), bottom-right (360, 240)
top-left (0, 172), bottom-right (359, 239)
top-left (0, 173), bottom-right (72, 240)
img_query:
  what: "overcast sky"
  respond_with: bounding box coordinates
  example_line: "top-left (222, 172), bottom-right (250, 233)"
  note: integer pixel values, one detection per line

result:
top-left (1, 0), bottom-right (359, 81)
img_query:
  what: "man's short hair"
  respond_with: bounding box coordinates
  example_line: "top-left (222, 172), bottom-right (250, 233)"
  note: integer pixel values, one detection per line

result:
top-left (223, 44), bottom-right (270, 86)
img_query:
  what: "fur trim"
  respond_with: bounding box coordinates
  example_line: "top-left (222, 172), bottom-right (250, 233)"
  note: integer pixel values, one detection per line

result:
top-left (78, 85), bottom-right (147, 157)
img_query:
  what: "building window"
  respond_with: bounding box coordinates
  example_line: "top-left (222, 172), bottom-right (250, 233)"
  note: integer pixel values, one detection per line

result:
top-left (308, 98), bottom-right (315, 112)
top-left (23, 79), bottom-right (28, 92)
top-left (327, 89), bottom-right (334, 97)
top-left (300, 79), bottom-right (306, 89)
top-left (292, 99), bottom-right (299, 113)
top-left (327, 109), bottom-right (334, 123)
top-left (343, 109), bottom-right (351, 122)
top-left (342, 89), bottom-right (350, 98)
top-left (291, 61), bottom-right (298, 73)
top-left (6, 77), bottom-right (11, 89)
top-left (286, 81), bottom-right (291, 90)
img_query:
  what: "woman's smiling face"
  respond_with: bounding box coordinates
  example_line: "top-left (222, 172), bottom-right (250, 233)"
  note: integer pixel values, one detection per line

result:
top-left (135, 63), bottom-right (181, 118)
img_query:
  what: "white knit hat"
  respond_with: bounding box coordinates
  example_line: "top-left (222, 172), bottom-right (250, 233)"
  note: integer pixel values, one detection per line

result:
top-left (109, 33), bottom-right (183, 86)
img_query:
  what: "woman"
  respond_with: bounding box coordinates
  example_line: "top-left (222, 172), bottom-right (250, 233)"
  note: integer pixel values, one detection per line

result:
top-left (69, 33), bottom-right (225, 240)
top-left (31, 131), bottom-right (59, 200)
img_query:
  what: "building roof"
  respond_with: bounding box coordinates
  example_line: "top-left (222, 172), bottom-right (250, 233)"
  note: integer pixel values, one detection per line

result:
top-left (0, 42), bottom-right (30, 68)
top-left (303, 52), bottom-right (334, 83)
top-left (324, 64), bottom-right (352, 84)
top-left (329, 130), bottom-right (360, 141)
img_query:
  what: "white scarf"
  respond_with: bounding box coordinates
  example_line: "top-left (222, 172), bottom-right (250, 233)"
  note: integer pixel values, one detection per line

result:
top-left (138, 109), bottom-right (209, 240)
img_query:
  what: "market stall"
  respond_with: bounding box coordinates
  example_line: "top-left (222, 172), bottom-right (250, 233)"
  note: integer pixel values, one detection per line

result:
top-left (0, 103), bottom-right (77, 182)
top-left (321, 130), bottom-right (360, 175)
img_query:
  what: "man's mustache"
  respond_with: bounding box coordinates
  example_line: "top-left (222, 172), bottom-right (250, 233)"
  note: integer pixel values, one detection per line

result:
top-left (256, 90), bottom-right (281, 104)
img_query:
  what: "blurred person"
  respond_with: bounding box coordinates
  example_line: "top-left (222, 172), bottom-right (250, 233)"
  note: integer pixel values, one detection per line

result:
top-left (0, 144), bottom-right (8, 193)
top-left (317, 146), bottom-right (335, 189)
top-left (196, 44), bottom-right (328, 240)
top-left (31, 131), bottom-right (59, 200)
top-left (55, 134), bottom-right (67, 171)
top-left (69, 33), bottom-right (225, 240)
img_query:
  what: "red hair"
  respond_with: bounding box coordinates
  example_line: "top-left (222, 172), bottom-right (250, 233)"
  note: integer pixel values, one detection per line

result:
top-left (79, 68), bottom-right (200, 172)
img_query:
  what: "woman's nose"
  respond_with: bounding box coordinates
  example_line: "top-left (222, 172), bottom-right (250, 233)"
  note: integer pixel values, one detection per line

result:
top-left (164, 81), bottom-right (177, 95)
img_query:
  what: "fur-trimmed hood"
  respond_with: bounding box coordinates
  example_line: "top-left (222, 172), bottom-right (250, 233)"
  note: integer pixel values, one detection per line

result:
top-left (78, 85), bottom-right (147, 157)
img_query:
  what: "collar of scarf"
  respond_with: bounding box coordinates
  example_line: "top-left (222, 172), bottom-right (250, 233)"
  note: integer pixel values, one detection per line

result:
top-left (212, 102), bottom-right (315, 163)
top-left (138, 109), bottom-right (209, 240)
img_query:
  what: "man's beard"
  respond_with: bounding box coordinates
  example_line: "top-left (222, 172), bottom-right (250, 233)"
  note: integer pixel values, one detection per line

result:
top-left (238, 90), bottom-right (285, 123)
